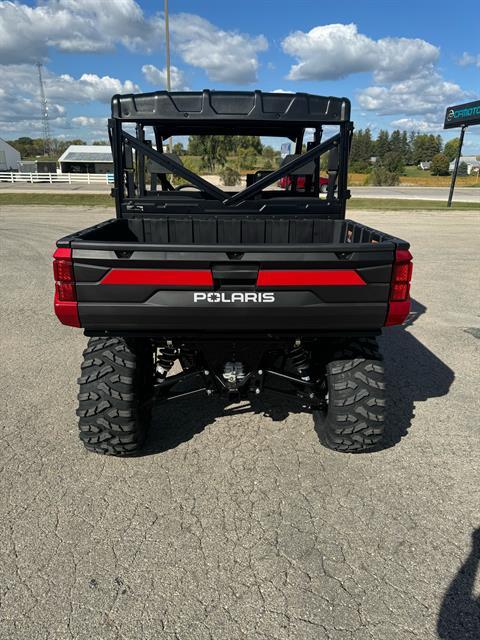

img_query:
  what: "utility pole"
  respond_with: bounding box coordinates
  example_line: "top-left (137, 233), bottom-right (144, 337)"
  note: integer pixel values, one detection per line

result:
top-left (164, 0), bottom-right (173, 152)
top-left (36, 62), bottom-right (52, 157)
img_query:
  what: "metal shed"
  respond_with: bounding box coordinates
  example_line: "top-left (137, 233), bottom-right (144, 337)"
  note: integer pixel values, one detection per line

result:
top-left (58, 145), bottom-right (113, 174)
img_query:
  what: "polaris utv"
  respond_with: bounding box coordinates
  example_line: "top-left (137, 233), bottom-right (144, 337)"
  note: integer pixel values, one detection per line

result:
top-left (53, 90), bottom-right (413, 455)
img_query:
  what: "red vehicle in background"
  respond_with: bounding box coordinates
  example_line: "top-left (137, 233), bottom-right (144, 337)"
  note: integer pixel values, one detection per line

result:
top-left (279, 174), bottom-right (329, 192)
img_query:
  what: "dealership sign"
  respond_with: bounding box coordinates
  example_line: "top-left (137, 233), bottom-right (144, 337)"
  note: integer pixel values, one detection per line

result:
top-left (444, 99), bottom-right (480, 129)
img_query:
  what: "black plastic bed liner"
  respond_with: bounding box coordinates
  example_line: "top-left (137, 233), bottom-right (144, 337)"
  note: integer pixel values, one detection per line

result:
top-left (59, 217), bottom-right (408, 249)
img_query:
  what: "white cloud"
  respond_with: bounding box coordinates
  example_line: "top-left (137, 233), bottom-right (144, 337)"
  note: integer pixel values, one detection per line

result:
top-left (357, 71), bottom-right (468, 117)
top-left (169, 13), bottom-right (268, 84)
top-left (0, 64), bottom-right (136, 140)
top-left (0, 0), bottom-right (155, 64)
top-left (0, 2), bottom-right (267, 84)
top-left (282, 24), bottom-right (438, 83)
top-left (458, 52), bottom-right (480, 68)
top-left (50, 73), bottom-right (139, 102)
top-left (390, 118), bottom-right (442, 133)
top-left (71, 116), bottom-right (104, 127)
top-left (142, 64), bottom-right (189, 91)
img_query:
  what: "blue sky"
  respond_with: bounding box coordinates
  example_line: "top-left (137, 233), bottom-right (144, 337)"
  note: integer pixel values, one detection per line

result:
top-left (1, 0), bottom-right (479, 150)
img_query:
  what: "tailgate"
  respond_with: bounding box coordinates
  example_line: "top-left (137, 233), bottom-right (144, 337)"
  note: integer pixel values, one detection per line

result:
top-left (70, 244), bottom-right (395, 334)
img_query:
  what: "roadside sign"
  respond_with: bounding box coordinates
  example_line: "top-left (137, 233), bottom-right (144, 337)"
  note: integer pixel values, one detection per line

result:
top-left (444, 99), bottom-right (480, 129)
top-left (443, 98), bottom-right (480, 206)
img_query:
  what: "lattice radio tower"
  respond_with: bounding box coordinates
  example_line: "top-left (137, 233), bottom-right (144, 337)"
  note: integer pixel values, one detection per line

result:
top-left (36, 62), bottom-right (52, 156)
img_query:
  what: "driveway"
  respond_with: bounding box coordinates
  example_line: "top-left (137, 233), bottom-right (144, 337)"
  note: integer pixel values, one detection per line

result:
top-left (1, 206), bottom-right (479, 639)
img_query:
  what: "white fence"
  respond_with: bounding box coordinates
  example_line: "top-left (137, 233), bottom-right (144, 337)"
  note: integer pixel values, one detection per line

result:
top-left (0, 172), bottom-right (114, 184)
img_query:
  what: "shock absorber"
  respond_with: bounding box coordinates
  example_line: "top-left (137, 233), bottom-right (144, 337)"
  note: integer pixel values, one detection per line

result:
top-left (156, 344), bottom-right (177, 379)
top-left (289, 342), bottom-right (311, 381)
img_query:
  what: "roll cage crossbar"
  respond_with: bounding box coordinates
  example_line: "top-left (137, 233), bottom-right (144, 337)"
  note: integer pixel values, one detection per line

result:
top-left (108, 90), bottom-right (353, 217)
top-left (115, 126), bottom-right (343, 206)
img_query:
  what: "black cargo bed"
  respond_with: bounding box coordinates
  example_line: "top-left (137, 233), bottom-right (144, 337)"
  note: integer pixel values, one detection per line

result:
top-left (59, 216), bottom-right (408, 250)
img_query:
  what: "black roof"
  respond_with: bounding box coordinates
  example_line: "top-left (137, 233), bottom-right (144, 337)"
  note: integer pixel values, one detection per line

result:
top-left (111, 90), bottom-right (351, 137)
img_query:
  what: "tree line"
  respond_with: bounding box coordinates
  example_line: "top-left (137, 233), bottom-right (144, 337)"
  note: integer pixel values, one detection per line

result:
top-left (350, 129), bottom-right (461, 176)
top-left (5, 137), bottom-right (109, 160)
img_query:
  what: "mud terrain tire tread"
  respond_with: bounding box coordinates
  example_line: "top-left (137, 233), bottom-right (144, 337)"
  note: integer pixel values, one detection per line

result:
top-left (76, 337), bottom-right (153, 455)
top-left (314, 338), bottom-right (386, 452)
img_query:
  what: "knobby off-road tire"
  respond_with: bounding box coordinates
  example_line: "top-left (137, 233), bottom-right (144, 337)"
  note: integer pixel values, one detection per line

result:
top-left (77, 337), bottom-right (154, 455)
top-left (313, 338), bottom-right (386, 452)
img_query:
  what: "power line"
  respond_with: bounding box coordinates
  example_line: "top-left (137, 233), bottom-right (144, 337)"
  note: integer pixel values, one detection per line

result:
top-left (36, 62), bottom-right (52, 156)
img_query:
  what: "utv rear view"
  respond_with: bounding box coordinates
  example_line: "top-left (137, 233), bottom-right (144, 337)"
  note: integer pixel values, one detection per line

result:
top-left (53, 90), bottom-right (413, 454)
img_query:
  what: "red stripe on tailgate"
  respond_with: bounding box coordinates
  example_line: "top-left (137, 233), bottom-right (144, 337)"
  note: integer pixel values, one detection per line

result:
top-left (100, 269), bottom-right (214, 287)
top-left (257, 270), bottom-right (366, 286)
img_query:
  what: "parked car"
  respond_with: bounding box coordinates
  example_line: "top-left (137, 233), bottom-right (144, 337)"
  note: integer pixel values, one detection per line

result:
top-left (279, 174), bottom-right (329, 192)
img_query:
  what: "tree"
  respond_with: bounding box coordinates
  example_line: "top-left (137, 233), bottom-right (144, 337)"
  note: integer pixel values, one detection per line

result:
top-left (7, 137), bottom-right (87, 159)
top-left (375, 130), bottom-right (390, 159)
top-left (262, 145), bottom-right (276, 160)
top-left (457, 161), bottom-right (468, 176)
top-left (430, 153), bottom-right (450, 176)
top-left (234, 135), bottom-right (263, 154)
top-left (401, 131), bottom-right (410, 164)
top-left (389, 130), bottom-right (403, 156)
top-left (350, 128), bottom-right (375, 165)
top-left (406, 131), bottom-right (416, 165)
top-left (172, 142), bottom-right (184, 156)
top-left (412, 134), bottom-right (442, 164)
top-left (444, 138), bottom-right (460, 162)
top-left (236, 146), bottom-right (258, 170)
top-left (382, 151), bottom-right (404, 174)
top-left (187, 135), bottom-right (229, 171)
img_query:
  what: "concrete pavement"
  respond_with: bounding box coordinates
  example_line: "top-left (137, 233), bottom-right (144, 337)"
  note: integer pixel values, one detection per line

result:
top-left (1, 205), bottom-right (479, 639)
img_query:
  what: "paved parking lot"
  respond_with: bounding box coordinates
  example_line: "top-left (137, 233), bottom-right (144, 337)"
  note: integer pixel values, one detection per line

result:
top-left (1, 205), bottom-right (479, 639)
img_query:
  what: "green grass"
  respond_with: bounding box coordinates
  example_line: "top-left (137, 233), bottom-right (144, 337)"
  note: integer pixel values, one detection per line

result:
top-left (0, 192), bottom-right (478, 210)
top-left (349, 198), bottom-right (479, 210)
top-left (0, 193), bottom-right (114, 206)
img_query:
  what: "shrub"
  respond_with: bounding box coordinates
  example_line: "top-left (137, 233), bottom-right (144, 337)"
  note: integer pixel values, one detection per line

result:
top-left (430, 153), bottom-right (450, 176)
top-left (237, 147), bottom-right (259, 170)
top-left (169, 157), bottom-right (197, 187)
top-left (350, 160), bottom-right (372, 173)
top-left (219, 165), bottom-right (241, 186)
top-left (382, 151), bottom-right (404, 174)
top-left (370, 166), bottom-right (400, 186)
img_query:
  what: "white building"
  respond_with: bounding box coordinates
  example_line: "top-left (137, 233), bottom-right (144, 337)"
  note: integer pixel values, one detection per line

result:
top-left (58, 145), bottom-right (113, 174)
top-left (0, 138), bottom-right (21, 171)
top-left (448, 156), bottom-right (480, 175)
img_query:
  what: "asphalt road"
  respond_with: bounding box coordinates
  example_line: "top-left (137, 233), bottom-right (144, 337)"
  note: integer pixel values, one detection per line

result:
top-left (0, 181), bottom-right (479, 202)
top-left (1, 206), bottom-right (479, 640)
top-left (350, 186), bottom-right (480, 202)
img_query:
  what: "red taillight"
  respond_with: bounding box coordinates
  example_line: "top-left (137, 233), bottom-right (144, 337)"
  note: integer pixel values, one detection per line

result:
top-left (53, 259), bottom-right (74, 283)
top-left (55, 282), bottom-right (76, 302)
top-left (53, 247), bottom-right (80, 327)
top-left (390, 282), bottom-right (410, 302)
top-left (385, 249), bottom-right (413, 326)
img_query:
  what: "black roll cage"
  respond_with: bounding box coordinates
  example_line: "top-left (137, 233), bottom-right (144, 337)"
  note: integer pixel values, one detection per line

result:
top-left (108, 90), bottom-right (353, 219)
